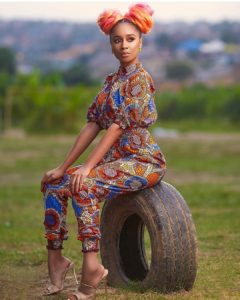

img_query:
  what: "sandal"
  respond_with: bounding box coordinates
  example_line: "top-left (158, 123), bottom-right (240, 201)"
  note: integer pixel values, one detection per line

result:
top-left (43, 261), bottom-right (79, 296)
top-left (67, 268), bottom-right (108, 300)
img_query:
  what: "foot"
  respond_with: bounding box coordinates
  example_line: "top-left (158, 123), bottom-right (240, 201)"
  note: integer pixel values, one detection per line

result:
top-left (80, 263), bottom-right (106, 295)
top-left (47, 256), bottom-right (72, 290)
top-left (67, 264), bottom-right (108, 300)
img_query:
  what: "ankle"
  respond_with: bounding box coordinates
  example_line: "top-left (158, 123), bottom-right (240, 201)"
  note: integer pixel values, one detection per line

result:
top-left (48, 256), bottom-right (70, 271)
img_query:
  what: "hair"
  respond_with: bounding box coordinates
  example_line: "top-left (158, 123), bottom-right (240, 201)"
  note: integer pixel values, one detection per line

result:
top-left (97, 3), bottom-right (154, 36)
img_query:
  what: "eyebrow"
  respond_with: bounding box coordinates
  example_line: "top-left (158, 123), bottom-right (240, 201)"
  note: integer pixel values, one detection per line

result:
top-left (112, 34), bottom-right (136, 38)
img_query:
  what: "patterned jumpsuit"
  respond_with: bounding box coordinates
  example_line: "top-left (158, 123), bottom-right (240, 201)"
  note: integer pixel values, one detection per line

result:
top-left (43, 61), bottom-right (167, 252)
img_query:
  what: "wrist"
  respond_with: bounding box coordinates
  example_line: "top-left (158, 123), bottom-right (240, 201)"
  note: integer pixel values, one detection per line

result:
top-left (83, 163), bottom-right (93, 173)
top-left (57, 164), bottom-right (67, 172)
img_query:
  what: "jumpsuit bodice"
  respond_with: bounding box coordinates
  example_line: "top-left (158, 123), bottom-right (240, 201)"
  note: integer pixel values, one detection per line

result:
top-left (86, 61), bottom-right (166, 168)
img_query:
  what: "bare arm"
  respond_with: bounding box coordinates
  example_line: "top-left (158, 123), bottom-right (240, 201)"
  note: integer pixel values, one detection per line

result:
top-left (71, 123), bottom-right (123, 193)
top-left (84, 123), bottom-right (123, 170)
top-left (58, 122), bottom-right (102, 171)
top-left (41, 121), bottom-right (101, 192)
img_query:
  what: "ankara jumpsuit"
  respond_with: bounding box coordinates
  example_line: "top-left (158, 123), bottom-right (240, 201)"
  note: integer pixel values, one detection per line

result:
top-left (43, 61), bottom-right (167, 252)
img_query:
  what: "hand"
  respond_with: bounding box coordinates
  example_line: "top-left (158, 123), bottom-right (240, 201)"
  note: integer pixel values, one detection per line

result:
top-left (70, 165), bottom-right (91, 194)
top-left (41, 167), bottom-right (65, 192)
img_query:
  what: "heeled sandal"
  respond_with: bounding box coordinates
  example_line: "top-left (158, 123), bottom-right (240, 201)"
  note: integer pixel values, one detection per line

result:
top-left (67, 268), bottom-right (108, 300)
top-left (43, 261), bottom-right (79, 296)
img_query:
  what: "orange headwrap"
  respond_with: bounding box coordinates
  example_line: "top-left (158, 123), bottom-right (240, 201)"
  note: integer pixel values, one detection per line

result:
top-left (97, 3), bottom-right (154, 35)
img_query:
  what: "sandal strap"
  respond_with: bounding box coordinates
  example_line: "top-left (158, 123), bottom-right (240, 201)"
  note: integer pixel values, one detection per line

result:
top-left (44, 283), bottom-right (62, 295)
top-left (68, 290), bottom-right (93, 300)
top-left (79, 268), bottom-right (108, 290)
top-left (80, 281), bottom-right (96, 290)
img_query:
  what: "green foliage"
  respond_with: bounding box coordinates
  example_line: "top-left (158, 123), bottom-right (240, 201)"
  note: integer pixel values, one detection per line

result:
top-left (155, 83), bottom-right (240, 125)
top-left (0, 72), bottom-right (11, 96)
top-left (1, 67), bottom-right (240, 133)
top-left (165, 60), bottom-right (194, 80)
top-left (0, 47), bottom-right (16, 77)
top-left (61, 55), bottom-right (98, 86)
top-left (10, 83), bottom-right (99, 133)
top-left (223, 93), bottom-right (240, 122)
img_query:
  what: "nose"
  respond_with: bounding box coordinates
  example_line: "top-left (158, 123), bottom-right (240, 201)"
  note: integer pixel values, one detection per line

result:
top-left (122, 39), bottom-right (128, 49)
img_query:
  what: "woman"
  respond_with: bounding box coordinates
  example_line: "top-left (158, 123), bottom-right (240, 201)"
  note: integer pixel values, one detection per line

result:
top-left (41, 3), bottom-right (167, 299)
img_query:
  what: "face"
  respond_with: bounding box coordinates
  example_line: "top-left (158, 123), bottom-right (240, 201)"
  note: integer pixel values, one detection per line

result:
top-left (110, 22), bottom-right (142, 67)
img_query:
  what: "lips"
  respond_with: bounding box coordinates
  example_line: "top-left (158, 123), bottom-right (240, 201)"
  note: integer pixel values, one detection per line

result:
top-left (121, 52), bottom-right (130, 57)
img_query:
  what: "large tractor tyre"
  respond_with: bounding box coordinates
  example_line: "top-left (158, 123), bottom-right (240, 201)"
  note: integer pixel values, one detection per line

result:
top-left (100, 181), bottom-right (198, 293)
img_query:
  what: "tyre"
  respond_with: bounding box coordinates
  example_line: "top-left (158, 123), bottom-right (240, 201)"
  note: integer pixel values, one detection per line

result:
top-left (100, 181), bottom-right (197, 293)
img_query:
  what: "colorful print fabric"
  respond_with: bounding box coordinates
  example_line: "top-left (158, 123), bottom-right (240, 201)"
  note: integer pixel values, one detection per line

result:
top-left (43, 61), bottom-right (167, 252)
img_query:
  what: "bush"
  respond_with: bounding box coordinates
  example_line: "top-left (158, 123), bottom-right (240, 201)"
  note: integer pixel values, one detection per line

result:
top-left (155, 83), bottom-right (240, 124)
top-left (165, 60), bottom-right (194, 81)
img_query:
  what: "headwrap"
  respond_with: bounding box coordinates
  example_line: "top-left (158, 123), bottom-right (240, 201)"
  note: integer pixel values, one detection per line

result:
top-left (97, 3), bottom-right (154, 35)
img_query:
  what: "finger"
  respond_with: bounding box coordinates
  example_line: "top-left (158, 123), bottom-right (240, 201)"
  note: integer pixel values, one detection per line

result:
top-left (71, 175), bottom-right (76, 194)
top-left (78, 175), bottom-right (84, 192)
top-left (41, 182), bottom-right (47, 193)
top-left (47, 174), bottom-right (55, 183)
top-left (76, 175), bottom-right (83, 193)
top-left (41, 177), bottom-right (47, 192)
top-left (41, 179), bottom-right (48, 193)
top-left (74, 175), bottom-right (81, 194)
top-left (48, 174), bottom-right (53, 181)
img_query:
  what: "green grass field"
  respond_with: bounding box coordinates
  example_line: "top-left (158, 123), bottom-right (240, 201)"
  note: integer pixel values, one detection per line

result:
top-left (0, 130), bottom-right (239, 299)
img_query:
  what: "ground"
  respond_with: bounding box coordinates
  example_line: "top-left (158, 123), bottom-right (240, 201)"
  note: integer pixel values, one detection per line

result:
top-left (0, 131), bottom-right (239, 299)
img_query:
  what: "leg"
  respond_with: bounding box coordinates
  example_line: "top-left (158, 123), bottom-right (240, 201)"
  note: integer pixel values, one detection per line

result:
top-left (71, 158), bottom-right (165, 253)
top-left (43, 174), bottom-right (73, 291)
top-left (67, 159), bottom-right (165, 297)
top-left (43, 174), bottom-right (70, 247)
top-left (46, 249), bottom-right (73, 291)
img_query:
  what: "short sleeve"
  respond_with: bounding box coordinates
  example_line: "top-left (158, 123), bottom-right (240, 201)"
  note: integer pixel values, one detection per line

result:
top-left (86, 73), bottom-right (113, 125)
top-left (113, 72), bottom-right (157, 130)
top-left (86, 95), bottom-right (99, 124)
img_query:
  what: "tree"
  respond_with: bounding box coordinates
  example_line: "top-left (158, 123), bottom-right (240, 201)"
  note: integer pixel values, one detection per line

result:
top-left (62, 54), bottom-right (94, 86)
top-left (165, 60), bottom-right (194, 81)
top-left (0, 47), bottom-right (16, 77)
top-left (0, 47), bottom-right (16, 133)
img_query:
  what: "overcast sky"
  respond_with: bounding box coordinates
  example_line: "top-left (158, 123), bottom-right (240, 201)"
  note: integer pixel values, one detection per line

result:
top-left (0, 1), bottom-right (240, 23)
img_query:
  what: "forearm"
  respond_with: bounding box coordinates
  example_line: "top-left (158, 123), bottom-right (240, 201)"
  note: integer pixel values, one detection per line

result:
top-left (58, 122), bottom-right (101, 171)
top-left (84, 123), bottom-right (123, 170)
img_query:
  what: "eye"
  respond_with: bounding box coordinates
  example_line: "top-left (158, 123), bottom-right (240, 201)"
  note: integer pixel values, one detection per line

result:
top-left (128, 37), bottom-right (135, 42)
top-left (113, 39), bottom-right (121, 43)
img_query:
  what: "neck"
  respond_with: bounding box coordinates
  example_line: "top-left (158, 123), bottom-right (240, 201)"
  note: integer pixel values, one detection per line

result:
top-left (118, 60), bottom-right (142, 76)
top-left (120, 58), bottom-right (139, 68)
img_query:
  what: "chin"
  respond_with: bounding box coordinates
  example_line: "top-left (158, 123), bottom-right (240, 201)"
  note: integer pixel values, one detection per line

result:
top-left (119, 57), bottom-right (134, 65)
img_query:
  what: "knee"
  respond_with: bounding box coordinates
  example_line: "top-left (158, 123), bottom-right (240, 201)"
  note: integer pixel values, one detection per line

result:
top-left (43, 175), bottom-right (70, 194)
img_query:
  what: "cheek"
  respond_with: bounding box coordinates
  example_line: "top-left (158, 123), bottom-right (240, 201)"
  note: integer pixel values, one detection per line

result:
top-left (132, 42), bottom-right (140, 51)
top-left (111, 44), bottom-right (120, 52)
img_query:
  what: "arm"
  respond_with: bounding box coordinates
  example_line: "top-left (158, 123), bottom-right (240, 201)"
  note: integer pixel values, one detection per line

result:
top-left (58, 121), bottom-right (101, 171)
top-left (41, 121), bottom-right (101, 192)
top-left (71, 123), bottom-right (123, 193)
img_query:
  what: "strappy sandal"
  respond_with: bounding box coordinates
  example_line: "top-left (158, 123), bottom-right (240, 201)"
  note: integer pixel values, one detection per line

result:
top-left (67, 268), bottom-right (108, 300)
top-left (43, 261), bottom-right (79, 296)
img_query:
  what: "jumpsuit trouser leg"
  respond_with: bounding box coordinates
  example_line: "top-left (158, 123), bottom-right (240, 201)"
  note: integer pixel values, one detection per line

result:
top-left (43, 159), bottom-right (166, 252)
top-left (43, 166), bottom-right (101, 253)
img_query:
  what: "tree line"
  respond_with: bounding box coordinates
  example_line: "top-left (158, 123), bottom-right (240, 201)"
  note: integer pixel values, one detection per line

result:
top-left (0, 47), bottom-right (239, 134)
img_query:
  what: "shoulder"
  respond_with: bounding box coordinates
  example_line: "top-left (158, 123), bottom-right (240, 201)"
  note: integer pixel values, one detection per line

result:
top-left (127, 67), bottom-right (155, 95)
top-left (104, 71), bottom-right (116, 84)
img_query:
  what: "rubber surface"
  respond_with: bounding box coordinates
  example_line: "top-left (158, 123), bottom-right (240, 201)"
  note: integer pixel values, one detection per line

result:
top-left (100, 181), bottom-right (198, 293)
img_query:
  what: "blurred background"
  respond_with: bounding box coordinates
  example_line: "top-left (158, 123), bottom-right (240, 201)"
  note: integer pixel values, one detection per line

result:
top-left (0, 1), bottom-right (239, 299)
top-left (0, 1), bottom-right (240, 134)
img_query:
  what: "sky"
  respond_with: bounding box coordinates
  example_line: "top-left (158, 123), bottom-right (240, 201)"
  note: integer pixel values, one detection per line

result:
top-left (0, 1), bottom-right (240, 23)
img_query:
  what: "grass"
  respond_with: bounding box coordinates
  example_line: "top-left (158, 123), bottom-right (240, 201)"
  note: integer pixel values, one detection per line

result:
top-left (0, 130), bottom-right (240, 299)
